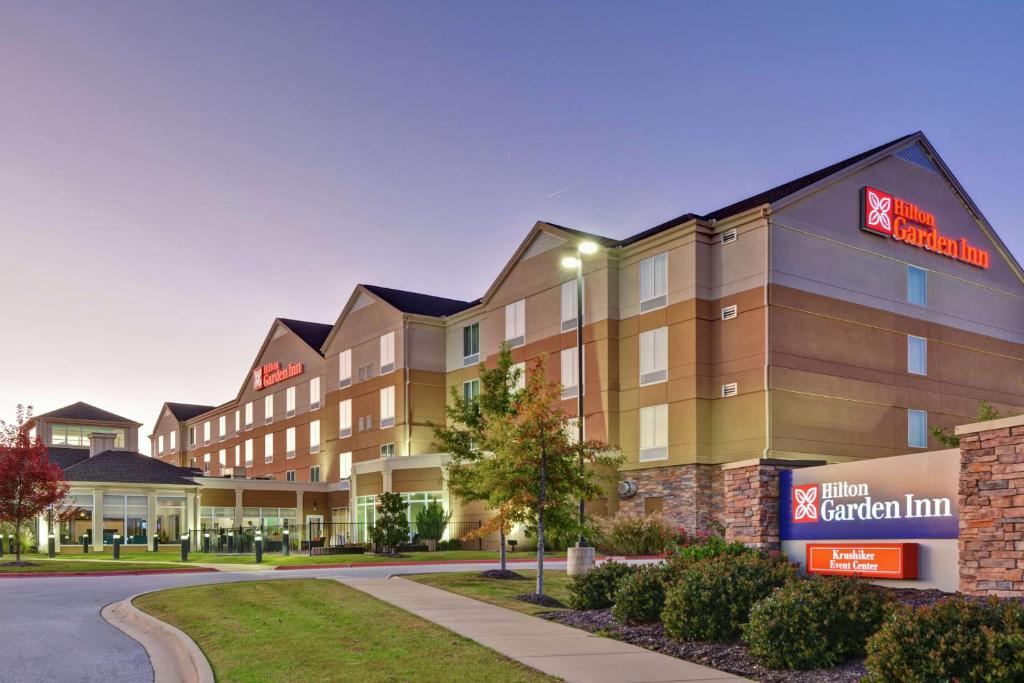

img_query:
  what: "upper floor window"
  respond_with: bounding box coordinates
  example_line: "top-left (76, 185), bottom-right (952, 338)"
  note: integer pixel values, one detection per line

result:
top-left (203, 453), bottom-right (210, 472)
top-left (286, 386), bottom-right (296, 417)
top-left (339, 399), bottom-right (352, 438)
top-left (286, 427), bottom-right (296, 458)
top-left (234, 410), bottom-right (240, 435)
top-left (339, 452), bottom-right (352, 479)
top-left (380, 442), bottom-right (396, 459)
top-left (309, 377), bottom-right (321, 411)
top-left (380, 332), bottom-right (396, 374)
top-left (264, 395), bottom-right (274, 424)
top-left (463, 323), bottom-right (480, 366)
top-left (244, 439), bottom-right (253, 466)
top-left (560, 347), bottom-right (579, 399)
top-left (234, 444), bottom-right (240, 467)
top-left (218, 449), bottom-right (226, 468)
top-left (310, 465), bottom-right (321, 483)
top-left (639, 404), bottom-right (669, 461)
top-left (157, 435), bottom-right (164, 454)
top-left (908, 409), bottom-right (928, 448)
top-left (338, 349), bottom-right (352, 388)
top-left (203, 421), bottom-right (211, 445)
top-left (188, 426), bottom-right (196, 447)
top-left (560, 280), bottom-right (579, 332)
top-left (218, 415), bottom-right (227, 440)
top-left (264, 433), bottom-right (274, 463)
top-left (309, 420), bottom-right (320, 454)
top-left (639, 327), bottom-right (668, 386)
top-left (907, 265), bottom-right (927, 306)
top-left (286, 470), bottom-right (295, 482)
top-left (244, 402), bottom-right (253, 430)
top-left (505, 299), bottom-right (526, 347)
top-left (640, 252), bottom-right (668, 312)
top-left (908, 335), bottom-right (928, 376)
top-left (463, 379), bottom-right (480, 402)
top-left (380, 386), bottom-right (395, 428)
top-left (169, 430), bottom-right (176, 451)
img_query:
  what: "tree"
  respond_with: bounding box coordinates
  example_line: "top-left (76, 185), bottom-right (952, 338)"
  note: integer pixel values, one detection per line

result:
top-left (0, 405), bottom-right (69, 564)
top-left (370, 492), bottom-right (410, 555)
top-left (932, 401), bottom-right (1005, 447)
top-left (415, 501), bottom-right (451, 550)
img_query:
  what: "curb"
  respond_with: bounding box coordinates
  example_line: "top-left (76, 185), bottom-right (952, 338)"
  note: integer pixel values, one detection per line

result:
top-left (0, 567), bottom-right (219, 579)
top-left (102, 593), bottom-right (214, 683)
top-left (274, 554), bottom-right (664, 571)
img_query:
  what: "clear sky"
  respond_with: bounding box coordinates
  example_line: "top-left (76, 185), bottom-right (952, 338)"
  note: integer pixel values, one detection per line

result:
top-left (2, 2), bottom-right (1022, 452)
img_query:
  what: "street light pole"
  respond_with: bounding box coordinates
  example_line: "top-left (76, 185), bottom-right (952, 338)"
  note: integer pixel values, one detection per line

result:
top-left (575, 256), bottom-right (585, 546)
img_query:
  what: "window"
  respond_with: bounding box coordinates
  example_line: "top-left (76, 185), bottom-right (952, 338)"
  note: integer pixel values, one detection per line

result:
top-left (908, 336), bottom-right (928, 376)
top-left (366, 415), bottom-right (373, 430)
top-left (218, 449), bottom-right (226, 468)
top-left (721, 305), bottom-right (738, 321)
top-left (560, 347), bottom-right (579, 399)
top-left (561, 280), bottom-right (579, 332)
top-left (244, 439), bottom-right (253, 467)
top-left (463, 323), bottom-right (480, 366)
top-left (169, 430), bottom-right (176, 451)
top-left (380, 443), bottom-right (395, 459)
top-left (639, 327), bottom-right (668, 385)
top-left (505, 299), bottom-right (526, 347)
top-left (264, 433), bottom-right (274, 463)
top-left (463, 379), bottom-right (480, 402)
top-left (639, 252), bottom-right (668, 311)
top-left (309, 377), bottom-right (321, 410)
top-left (234, 410), bottom-right (240, 435)
top-left (907, 265), bottom-right (927, 306)
top-left (244, 402), bottom-right (253, 430)
top-left (339, 349), bottom-right (352, 388)
top-left (639, 404), bottom-right (669, 461)
top-left (264, 395), bottom-right (274, 424)
top-left (380, 386), bottom-right (395, 427)
top-left (286, 386), bottom-right (296, 417)
top-left (908, 409), bottom-right (928, 448)
top-left (286, 427), bottom-right (296, 458)
top-left (513, 362), bottom-right (526, 391)
top-left (157, 435), bottom-right (164, 454)
top-left (234, 444), bottom-right (240, 467)
top-left (380, 332), bottom-right (396, 374)
top-left (203, 421), bottom-right (211, 445)
top-left (218, 415), bottom-right (226, 440)
top-left (286, 470), bottom-right (295, 482)
top-left (188, 426), bottom-right (196, 447)
top-left (309, 420), bottom-right (320, 454)
top-left (50, 424), bottom-right (125, 448)
top-left (339, 452), bottom-right (352, 479)
top-left (358, 363), bottom-right (374, 382)
top-left (203, 453), bottom-right (210, 473)
top-left (310, 465), bottom-right (320, 483)
top-left (339, 399), bottom-right (352, 438)
top-left (357, 416), bottom-right (365, 433)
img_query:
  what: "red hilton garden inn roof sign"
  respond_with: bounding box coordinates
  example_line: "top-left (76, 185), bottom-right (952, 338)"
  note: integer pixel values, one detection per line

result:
top-left (861, 186), bottom-right (990, 269)
top-left (253, 362), bottom-right (304, 390)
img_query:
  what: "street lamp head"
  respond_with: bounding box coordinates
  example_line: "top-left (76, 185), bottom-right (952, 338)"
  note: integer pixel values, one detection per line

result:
top-left (578, 241), bottom-right (599, 255)
top-left (561, 256), bottom-right (581, 269)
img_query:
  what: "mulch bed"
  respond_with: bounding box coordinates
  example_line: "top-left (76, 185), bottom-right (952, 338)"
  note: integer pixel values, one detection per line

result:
top-left (0, 561), bottom-right (39, 568)
top-left (542, 587), bottom-right (958, 683)
top-left (480, 569), bottom-right (524, 580)
top-left (516, 593), bottom-right (567, 608)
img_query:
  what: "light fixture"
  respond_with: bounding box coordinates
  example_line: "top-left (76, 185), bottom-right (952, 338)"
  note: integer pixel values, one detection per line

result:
top-left (561, 256), bottom-right (581, 269)
top-left (578, 240), bottom-right (599, 255)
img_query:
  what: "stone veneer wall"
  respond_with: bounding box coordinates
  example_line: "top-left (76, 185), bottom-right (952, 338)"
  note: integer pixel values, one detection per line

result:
top-left (617, 464), bottom-right (723, 532)
top-left (721, 458), bottom-right (824, 551)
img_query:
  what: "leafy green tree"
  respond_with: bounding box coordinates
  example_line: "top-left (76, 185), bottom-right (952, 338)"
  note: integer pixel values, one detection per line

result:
top-left (932, 400), bottom-right (1004, 447)
top-left (415, 501), bottom-right (451, 548)
top-left (370, 492), bottom-right (410, 554)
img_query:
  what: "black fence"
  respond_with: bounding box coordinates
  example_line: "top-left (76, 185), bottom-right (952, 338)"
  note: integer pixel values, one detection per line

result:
top-left (182, 525), bottom-right (300, 554)
top-left (306, 520), bottom-right (485, 555)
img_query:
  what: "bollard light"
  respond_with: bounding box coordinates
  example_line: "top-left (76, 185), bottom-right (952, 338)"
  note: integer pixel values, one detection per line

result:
top-left (113, 534), bottom-right (121, 560)
top-left (282, 528), bottom-right (290, 556)
top-left (255, 532), bottom-right (263, 564)
top-left (181, 533), bottom-right (190, 562)
top-left (82, 534), bottom-right (89, 554)
top-left (227, 531), bottom-right (234, 553)
top-left (153, 535), bottom-right (160, 553)
top-left (48, 533), bottom-right (56, 558)
top-left (203, 533), bottom-right (210, 554)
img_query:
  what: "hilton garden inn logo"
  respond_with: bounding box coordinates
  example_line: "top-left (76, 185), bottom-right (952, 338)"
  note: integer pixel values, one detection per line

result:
top-left (791, 481), bottom-right (952, 524)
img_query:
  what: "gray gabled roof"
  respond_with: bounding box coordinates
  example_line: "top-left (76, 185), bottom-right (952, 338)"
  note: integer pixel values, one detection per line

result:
top-left (165, 402), bottom-right (216, 421)
top-left (362, 284), bottom-right (478, 317)
top-left (34, 401), bottom-right (141, 426)
top-left (62, 450), bottom-right (197, 486)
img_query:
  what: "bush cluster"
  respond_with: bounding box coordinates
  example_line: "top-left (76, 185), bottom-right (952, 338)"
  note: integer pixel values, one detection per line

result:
top-left (663, 552), bottom-right (796, 642)
top-left (743, 575), bottom-right (891, 670)
top-left (569, 560), bottom-right (636, 610)
top-left (437, 539), bottom-right (463, 551)
top-left (663, 535), bottom-right (751, 580)
top-left (593, 513), bottom-right (677, 556)
top-left (865, 597), bottom-right (1024, 682)
top-left (611, 565), bottom-right (667, 624)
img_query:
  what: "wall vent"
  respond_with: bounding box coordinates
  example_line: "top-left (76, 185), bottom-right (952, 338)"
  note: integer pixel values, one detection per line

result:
top-left (895, 143), bottom-right (940, 174)
top-left (721, 305), bottom-right (738, 321)
top-left (522, 231), bottom-right (566, 260)
top-left (721, 382), bottom-right (738, 398)
top-left (720, 229), bottom-right (738, 245)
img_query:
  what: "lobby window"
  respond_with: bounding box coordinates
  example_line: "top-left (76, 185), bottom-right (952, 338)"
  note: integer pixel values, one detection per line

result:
top-left (463, 379), bottom-right (480, 402)
top-left (309, 377), bottom-right (321, 411)
top-left (102, 494), bottom-right (148, 545)
top-left (560, 347), bottom-right (579, 399)
top-left (505, 299), bottom-right (526, 347)
top-left (286, 427), bottom-right (296, 459)
top-left (639, 327), bottom-right (668, 386)
top-left (338, 349), bottom-right (352, 388)
top-left (169, 430), bottom-right (176, 452)
top-left (339, 452), bottom-right (352, 480)
top-left (188, 426), bottom-right (196, 447)
top-left (908, 409), bottom-right (928, 448)
top-left (203, 453), bottom-right (210, 472)
top-left (265, 395), bottom-right (274, 424)
top-left (157, 435), bottom-right (164, 454)
top-left (203, 421), bottom-right (211, 445)
top-left (309, 420), bottom-right (320, 454)
top-left (908, 336), bottom-right (928, 376)
top-left (244, 402), bottom-right (253, 430)
top-left (339, 399), bottom-right (352, 438)
top-left (218, 415), bottom-right (226, 440)
top-left (907, 265), bottom-right (927, 306)
top-left (513, 361), bottom-right (526, 392)
top-left (640, 252), bottom-right (668, 312)
top-left (380, 386), bottom-right (395, 428)
top-left (560, 280), bottom-right (578, 332)
top-left (463, 323), bottom-right (480, 366)
top-left (234, 444), bottom-right (240, 467)
top-left (380, 332), bottom-right (396, 374)
top-left (264, 433), bottom-right (274, 463)
top-left (234, 410), bottom-right (240, 435)
top-left (639, 404), bottom-right (669, 461)
top-left (244, 439), bottom-right (253, 467)
top-left (380, 442), bottom-right (396, 459)
top-left (218, 449), bottom-right (226, 468)
top-left (286, 470), bottom-right (295, 482)
top-left (310, 465), bottom-right (321, 482)
top-left (286, 386), bottom-right (296, 417)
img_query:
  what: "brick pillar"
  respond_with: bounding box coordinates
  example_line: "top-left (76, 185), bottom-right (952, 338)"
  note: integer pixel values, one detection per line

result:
top-left (722, 460), bottom-right (785, 551)
top-left (958, 417), bottom-right (1024, 597)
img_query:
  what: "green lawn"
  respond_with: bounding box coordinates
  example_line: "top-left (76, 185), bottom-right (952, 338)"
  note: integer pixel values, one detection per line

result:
top-left (408, 570), bottom-right (574, 616)
top-left (21, 549), bottom-right (565, 566)
top-left (135, 579), bottom-right (556, 683)
top-left (0, 559), bottom-right (187, 573)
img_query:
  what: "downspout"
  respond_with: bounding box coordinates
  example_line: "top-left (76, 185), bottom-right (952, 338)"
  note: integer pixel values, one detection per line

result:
top-left (404, 316), bottom-right (411, 457)
top-left (763, 207), bottom-right (772, 459)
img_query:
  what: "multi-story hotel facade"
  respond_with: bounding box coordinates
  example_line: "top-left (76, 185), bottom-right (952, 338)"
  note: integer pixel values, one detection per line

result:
top-left (149, 131), bottom-right (1024, 536)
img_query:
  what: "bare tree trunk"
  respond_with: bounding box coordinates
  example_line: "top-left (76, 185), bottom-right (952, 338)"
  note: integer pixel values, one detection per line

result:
top-left (536, 452), bottom-right (547, 596)
top-left (499, 530), bottom-right (507, 572)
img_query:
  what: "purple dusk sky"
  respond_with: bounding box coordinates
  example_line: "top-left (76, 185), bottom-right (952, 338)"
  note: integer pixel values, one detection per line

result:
top-left (2, 2), bottom-right (1023, 452)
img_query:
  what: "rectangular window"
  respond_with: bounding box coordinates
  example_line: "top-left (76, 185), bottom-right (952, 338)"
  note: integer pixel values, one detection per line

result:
top-left (188, 426), bottom-right (196, 447)
top-left (264, 433), bottom-right (274, 463)
top-left (639, 404), bottom-right (669, 461)
top-left (339, 452), bottom-right (352, 479)
top-left (234, 444), bottom-right (240, 467)
top-left (244, 402), bottom-right (253, 430)
top-left (218, 449), bottom-right (226, 468)
top-left (218, 415), bottom-right (226, 440)
top-left (234, 410), bottom-right (240, 435)
top-left (203, 453), bottom-right (210, 472)
top-left (380, 443), bottom-right (395, 459)
top-left (169, 430), bottom-right (176, 451)
top-left (908, 336), bottom-right (928, 376)
top-left (338, 349), bottom-right (352, 388)
top-left (463, 323), bottom-right (480, 366)
top-left (286, 386), bottom-right (296, 417)
top-left (380, 332), bottom-right (396, 374)
top-left (244, 439), bottom-right (253, 467)
top-left (309, 420), bottom-right (320, 454)
top-left (357, 416), bottom-right (365, 433)
top-left (380, 386), bottom-right (395, 427)
top-left (286, 470), bottom-right (295, 482)
top-left (286, 427), bottom-right (296, 459)
top-left (203, 421), bottom-right (211, 445)
top-left (639, 327), bottom-right (668, 386)
top-left (907, 265), bottom-right (927, 306)
top-left (505, 299), bottom-right (526, 347)
top-left (561, 280), bottom-right (579, 332)
top-left (513, 361), bottom-right (526, 391)
top-left (309, 377), bottom-right (321, 410)
top-left (157, 435), bottom-right (164, 454)
top-left (339, 399), bottom-right (352, 437)
top-left (264, 395), bottom-right (274, 424)
top-left (463, 379), bottom-right (480, 402)
top-left (640, 252), bottom-right (668, 311)
top-left (560, 347), bottom-right (579, 399)
top-left (908, 409), bottom-right (928, 448)
top-left (310, 465), bottom-right (320, 483)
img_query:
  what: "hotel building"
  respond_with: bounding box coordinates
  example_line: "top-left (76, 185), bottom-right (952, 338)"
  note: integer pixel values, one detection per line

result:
top-left (147, 131), bottom-right (1024, 536)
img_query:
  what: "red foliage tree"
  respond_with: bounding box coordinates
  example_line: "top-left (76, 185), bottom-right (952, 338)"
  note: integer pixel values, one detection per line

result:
top-left (0, 405), bottom-right (68, 563)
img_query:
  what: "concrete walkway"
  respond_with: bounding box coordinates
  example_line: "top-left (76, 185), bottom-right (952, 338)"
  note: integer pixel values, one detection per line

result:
top-left (340, 577), bottom-right (745, 683)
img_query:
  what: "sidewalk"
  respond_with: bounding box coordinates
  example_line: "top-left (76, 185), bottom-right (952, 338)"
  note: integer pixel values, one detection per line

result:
top-left (339, 577), bottom-right (745, 683)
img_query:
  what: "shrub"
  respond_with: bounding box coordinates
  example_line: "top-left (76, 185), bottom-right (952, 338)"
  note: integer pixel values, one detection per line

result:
top-left (744, 575), bottom-right (891, 670)
top-left (865, 597), bottom-right (1024, 682)
top-left (663, 552), bottom-right (796, 642)
top-left (437, 539), bottom-right (463, 551)
top-left (370, 492), bottom-right (410, 553)
top-left (664, 534), bottom-right (751, 580)
top-left (611, 565), bottom-right (667, 624)
top-left (414, 501), bottom-right (451, 542)
top-left (569, 560), bottom-right (637, 610)
top-left (593, 513), bottom-right (677, 556)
